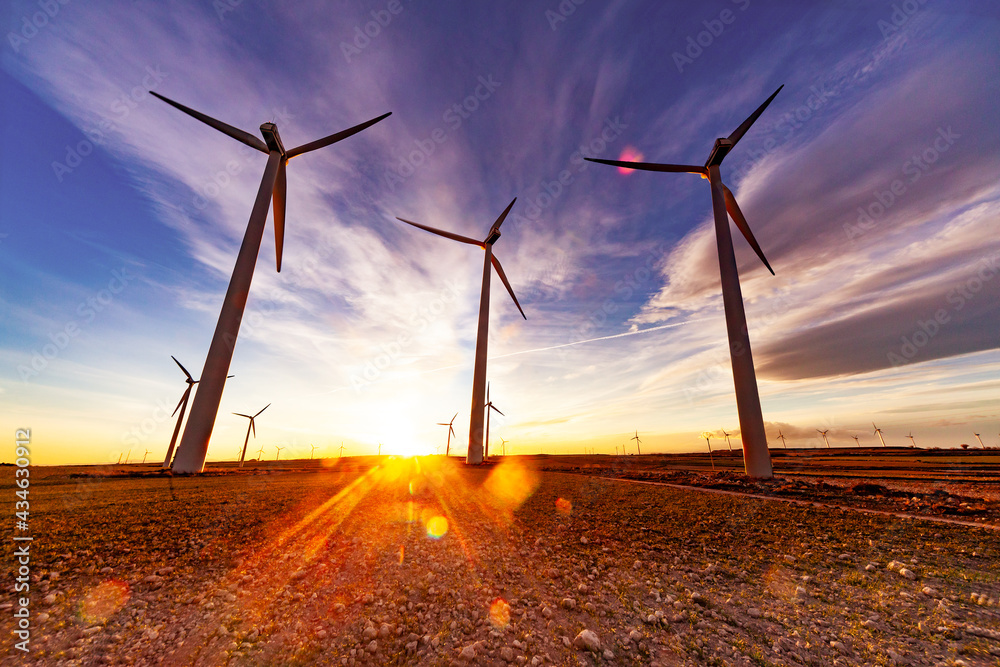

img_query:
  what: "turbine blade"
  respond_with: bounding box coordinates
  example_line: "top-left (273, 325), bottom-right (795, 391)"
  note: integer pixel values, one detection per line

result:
top-left (395, 217), bottom-right (484, 247)
top-left (172, 387), bottom-right (190, 417)
top-left (171, 355), bottom-right (194, 381)
top-left (491, 405), bottom-right (505, 416)
top-left (727, 85), bottom-right (784, 148)
top-left (489, 197), bottom-right (517, 234)
top-left (584, 158), bottom-right (707, 175)
top-left (491, 255), bottom-right (526, 320)
top-left (150, 91), bottom-right (268, 153)
top-left (722, 184), bottom-right (774, 275)
top-left (233, 413), bottom-right (252, 419)
top-left (255, 403), bottom-right (271, 418)
top-left (286, 111), bottom-right (392, 158)
top-left (251, 420), bottom-right (255, 438)
top-left (273, 160), bottom-right (287, 272)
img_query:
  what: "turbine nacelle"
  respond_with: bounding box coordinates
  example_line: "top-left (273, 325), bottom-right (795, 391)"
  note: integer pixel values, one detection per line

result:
top-left (705, 138), bottom-right (734, 167)
top-left (260, 122), bottom-right (286, 156)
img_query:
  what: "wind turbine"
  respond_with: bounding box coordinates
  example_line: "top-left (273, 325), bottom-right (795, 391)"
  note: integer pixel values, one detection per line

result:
top-left (587, 85), bottom-right (784, 479)
top-left (151, 91), bottom-right (391, 474)
top-left (817, 429), bottom-right (831, 448)
top-left (631, 430), bottom-right (642, 455)
top-left (274, 445), bottom-right (284, 461)
top-left (310, 443), bottom-right (318, 459)
top-left (437, 413), bottom-right (458, 456)
top-left (721, 428), bottom-right (733, 452)
top-left (974, 433), bottom-right (985, 449)
top-left (484, 383), bottom-right (504, 460)
top-left (906, 432), bottom-right (916, 447)
top-left (256, 443), bottom-right (265, 461)
top-left (395, 199), bottom-right (525, 464)
top-left (851, 435), bottom-right (861, 447)
top-left (873, 423), bottom-right (887, 447)
top-left (117, 453), bottom-right (122, 465)
top-left (124, 448), bottom-right (131, 465)
top-left (163, 356), bottom-right (199, 469)
top-left (142, 449), bottom-right (151, 464)
top-left (777, 429), bottom-right (787, 449)
top-left (702, 433), bottom-right (716, 471)
top-left (378, 442), bottom-right (383, 457)
top-left (339, 442), bottom-right (345, 458)
top-left (233, 404), bottom-right (270, 468)
top-left (499, 436), bottom-right (508, 457)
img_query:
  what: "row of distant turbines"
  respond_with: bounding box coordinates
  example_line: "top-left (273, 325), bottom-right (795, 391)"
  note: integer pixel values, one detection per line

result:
top-left (147, 82), bottom-right (857, 479)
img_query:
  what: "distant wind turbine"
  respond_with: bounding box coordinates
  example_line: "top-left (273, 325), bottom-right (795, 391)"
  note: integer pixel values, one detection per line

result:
top-left (378, 442), bottom-right (383, 457)
top-left (587, 86), bottom-right (784, 479)
top-left (395, 198), bottom-right (525, 464)
top-left (974, 433), bottom-right (985, 449)
top-left (702, 433), bottom-right (715, 471)
top-left (631, 430), bottom-right (642, 455)
top-left (873, 423), bottom-right (887, 447)
top-left (117, 453), bottom-right (123, 465)
top-left (142, 449), bottom-right (151, 465)
top-left (851, 435), bottom-right (861, 447)
top-left (906, 432), bottom-right (916, 447)
top-left (339, 442), bottom-right (345, 458)
top-left (233, 404), bottom-right (270, 468)
top-left (310, 443), bottom-right (318, 459)
top-left (777, 429), bottom-right (787, 449)
top-left (499, 436), bottom-right (508, 457)
top-left (256, 443), bottom-right (265, 460)
top-left (124, 448), bottom-right (131, 465)
top-left (484, 383), bottom-right (504, 460)
top-left (437, 413), bottom-right (458, 457)
top-left (151, 91), bottom-right (391, 474)
top-left (817, 429), bottom-right (831, 448)
top-left (722, 428), bottom-right (733, 452)
top-left (274, 445), bottom-right (284, 461)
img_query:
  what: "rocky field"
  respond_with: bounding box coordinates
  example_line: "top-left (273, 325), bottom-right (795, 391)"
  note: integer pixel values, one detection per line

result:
top-left (2, 457), bottom-right (999, 666)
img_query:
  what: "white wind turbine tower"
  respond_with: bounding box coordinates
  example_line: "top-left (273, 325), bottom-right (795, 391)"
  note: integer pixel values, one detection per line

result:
top-left (587, 86), bottom-right (784, 479)
top-left (274, 445), bottom-right (284, 461)
top-left (974, 433), bottom-right (985, 449)
top-left (873, 423), bottom-right (887, 447)
top-left (395, 199), bottom-right (525, 464)
top-left (310, 443), bottom-right (318, 459)
top-left (484, 383), bottom-right (504, 461)
top-left (499, 436), bottom-right (508, 457)
top-left (817, 429), bottom-right (831, 448)
top-left (906, 432), bottom-right (916, 447)
top-left (256, 443), bottom-right (265, 461)
top-left (339, 442), bottom-right (345, 458)
top-left (142, 449), bottom-right (151, 464)
top-left (631, 430), bottom-right (642, 455)
top-left (722, 428), bottom-right (733, 451)
top-left (702, 432), bottom-right (716, 471)
top-left (777, 429), bottom-right (787, 449)
top-left (437, 413), bottom-right (458, 456)
top-left (233, 404), bottom-right (270, 468)
top-left (851, 435), bottom-right (861, 447)
top-left (150, 91), bottom-right (390, 474)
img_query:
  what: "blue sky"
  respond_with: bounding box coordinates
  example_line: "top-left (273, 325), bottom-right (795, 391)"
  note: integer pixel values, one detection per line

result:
top-left (2, 0), bottom-right (998, 464)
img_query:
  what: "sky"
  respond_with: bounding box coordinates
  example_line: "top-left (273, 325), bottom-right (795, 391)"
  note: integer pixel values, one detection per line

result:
top-left (1, 0), bottom-right (999, 465)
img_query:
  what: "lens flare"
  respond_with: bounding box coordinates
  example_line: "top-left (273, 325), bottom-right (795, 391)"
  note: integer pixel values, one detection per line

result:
top-left (426, 515), bottom-right (448, 539)
top-left (617, 146), bottom-right (644, 174)
top-left (555, 497), bottom-right (572, 516)
top-left (78, 580), bottom-right (130, 624)
top-left (489, 597), bottom-right (511, 628)
top-left (484, 460), bottom-right (540, 512)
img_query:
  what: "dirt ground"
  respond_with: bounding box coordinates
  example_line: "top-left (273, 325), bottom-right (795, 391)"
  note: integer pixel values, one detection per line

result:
top-left (2, 454), bottom-right (999, 666)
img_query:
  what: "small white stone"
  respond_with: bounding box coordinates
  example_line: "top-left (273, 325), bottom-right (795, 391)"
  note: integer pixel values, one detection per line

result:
top-left (573, 629), bottom-right (601, 652)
